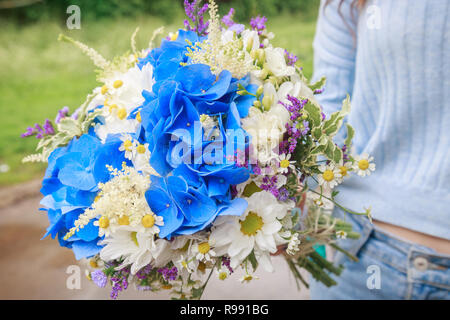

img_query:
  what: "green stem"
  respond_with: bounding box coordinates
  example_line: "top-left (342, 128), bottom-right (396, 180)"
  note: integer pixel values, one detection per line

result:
top-left (308, 188), bottom-right (369, 216)
top-left (198, 267), bottom-right (215, 300)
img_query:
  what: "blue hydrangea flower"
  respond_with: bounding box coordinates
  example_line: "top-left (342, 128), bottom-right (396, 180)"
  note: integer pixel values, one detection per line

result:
top-left (40, 133), bottom-right (129, 259)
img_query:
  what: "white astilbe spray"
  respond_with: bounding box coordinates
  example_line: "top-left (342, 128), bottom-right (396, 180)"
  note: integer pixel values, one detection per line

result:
top-left (184, 0), bottom-right (254, 79)
top-left (63, 163), bottom-right (154, 240)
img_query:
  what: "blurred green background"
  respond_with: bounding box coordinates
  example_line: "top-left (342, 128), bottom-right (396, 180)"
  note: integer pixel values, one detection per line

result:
top-left (0, 0), bottom-right (320, 186)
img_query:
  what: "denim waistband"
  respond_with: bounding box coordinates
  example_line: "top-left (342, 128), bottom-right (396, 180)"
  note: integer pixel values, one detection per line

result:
top-left (335, 209), bottom-right (450, 291)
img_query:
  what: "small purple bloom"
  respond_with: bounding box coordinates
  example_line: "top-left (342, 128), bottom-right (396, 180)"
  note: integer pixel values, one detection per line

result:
top-left (55, 106), bottom-right (69, 123)
top-left (222, 8), bottom-right (235, 27)
top-left (250, 15), bottom-right (267, 35)
top-left (229, 23), bottom-right (245, 34)
top-left (184, 0), bottom-right (209, 35)
top-left (91, 270), bottom-right (108, 288)
top-left (21, 127), bottom-right (35, 138)
top-left (284, 49), bottom-right (298, 66)
top-left (43, 119), bottom-right (55, 135)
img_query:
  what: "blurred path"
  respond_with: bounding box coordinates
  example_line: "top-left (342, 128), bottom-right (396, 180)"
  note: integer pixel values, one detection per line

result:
top-left (0, 181), bottom-right (309, 300)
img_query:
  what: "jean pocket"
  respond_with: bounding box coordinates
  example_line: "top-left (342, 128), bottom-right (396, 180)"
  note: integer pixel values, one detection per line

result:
top-left (332, 209), bottom-right (375, 267)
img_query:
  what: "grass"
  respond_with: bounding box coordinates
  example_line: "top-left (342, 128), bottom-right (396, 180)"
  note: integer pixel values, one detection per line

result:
top-left (0, 14), bottom-right (317, 187)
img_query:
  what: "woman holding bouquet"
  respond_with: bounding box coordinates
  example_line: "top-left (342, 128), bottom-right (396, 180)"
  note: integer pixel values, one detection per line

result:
top-left (310, 0), bottom-right (450, 299)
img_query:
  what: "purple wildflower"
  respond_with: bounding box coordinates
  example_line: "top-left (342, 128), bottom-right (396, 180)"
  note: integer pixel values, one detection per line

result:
top-left (184, 0), bottom-right (209, 35)
top-left (277, 187), bottom-right (290, 202)
top-left (158, 266), bottom-right (178, 281)
top-left (285, 49), bottom-right (298, 66)
top-left (250, 15), bottom-right (267, 35)
top-left (55, 106), bottom-right (69, 123)
top-left (21, 127), bottom-right (35, 138)
top-left (279, 95), bottom-right (310, 153)
top-left (222, 8), bottom-right (235, 27)
top-left (314, 88), bottom-right (324, 94)
top-left (91, 270), bottom-right (107, 288)
top-left (222, 257), bottom-right (234, 274)
top-left (229, 23), bottom-right (245, 34)
top-left (43, 119), bottom-right (55, 135)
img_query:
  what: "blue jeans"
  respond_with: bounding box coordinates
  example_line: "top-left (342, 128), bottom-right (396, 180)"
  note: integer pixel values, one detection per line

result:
top-left (310, 209), bottom-right (450, 299)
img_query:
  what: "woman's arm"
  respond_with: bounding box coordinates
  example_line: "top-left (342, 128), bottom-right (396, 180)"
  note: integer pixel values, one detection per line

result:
top-left (312, 0), bottom-right (359, 145)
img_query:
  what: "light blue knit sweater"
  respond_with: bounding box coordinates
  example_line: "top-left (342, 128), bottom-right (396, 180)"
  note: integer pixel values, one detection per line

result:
top-left (312, 0), bottom-right (450, 239)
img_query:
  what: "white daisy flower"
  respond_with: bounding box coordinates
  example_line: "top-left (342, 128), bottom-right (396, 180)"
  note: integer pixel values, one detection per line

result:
top-left (211, 191), bottom-right (291, 272)
top-left (318, 163), bottom-right (342, 189)
top-left (278, 153), bottom-right (296, 174)
top-left (119, 134), bottom-right (137, 159)
top-left (239, 273), bottom-right (259, 283)
top-left (215, 267), bottom-right (231, 281)
top-left (192, 239), bottom-right (216, 262)
top-left (336, 230), bottom-right (347, 239)
top-left (353, 153), bottom-right (376, 177)
top-left (99, 226), bottom-right (156, 275)
top-left (337, 160), bottom-right (353, 182)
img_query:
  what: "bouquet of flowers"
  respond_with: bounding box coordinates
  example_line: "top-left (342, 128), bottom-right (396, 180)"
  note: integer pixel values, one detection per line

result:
top-left (22, 0), bottom-right (375, 299)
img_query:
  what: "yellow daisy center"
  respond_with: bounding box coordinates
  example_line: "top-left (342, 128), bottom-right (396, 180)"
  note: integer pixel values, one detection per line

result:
top-left (94, 194), bottom-right (101, 202)
top-left (117, 108), bottom-right (127, 120)
top-left (123, 140), bottom-right (133, 151)
top-left (240, 212), bottom-right (264, 236)
top-left (280, 159), bottom-right (290, 168)
top-left (358, 159), bottom-right (369, 170)
top-left (113, 80), bottom-right (123, 89)
top-left (136, 111), bottom-right (141, 123)
top-left (340, 166), bottom-right (348, 177)
top-left (98, 216), bottom-right (109, 229)
top-left (170, 32), bottom-right (178, 41)
top-left (130, 231), bottom-right (139, 246)
top-left (142, 214), bottom-right (155, 228)
top-left (198, 242), bottom-right (210, 254)
top-left (101, 85), bottom-right (108, 95)
top-left (322, 170), bottom-right (335, 182)
top-left (136, 144), bottom-right (146, 154)
top-left (218, 272), bottom-right (228, 280)
top-left (242, 275), bottom-right (253, 282)
top-left (89, 259), bottom-right (98, 268)
top-left (108, 104), bottom-right (118, 113)
top-left (118, 215), bottom-right (130, 226)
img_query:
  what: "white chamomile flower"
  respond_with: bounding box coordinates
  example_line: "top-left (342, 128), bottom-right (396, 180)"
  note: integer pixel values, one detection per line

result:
top-left (192, 239), bottom-right (216, 262)
top-left (337, 160), bottom-right (353, 182)
top-left (336, 230), bottom-right (347, 239)
top-left (353, 153), bottom-right (376, 177)
top-left (215, 267), bottom-right (231, 281)
top-left (119, 134), bottom-right (137, 159)
top-left (318, 164), bottom-right (342, 189)
top-left (278, 153), bottom-right (296, 174)
top-left (240, 273), bottom-right (259, 283)
top-left (175, 255), bottom-right (194, 274)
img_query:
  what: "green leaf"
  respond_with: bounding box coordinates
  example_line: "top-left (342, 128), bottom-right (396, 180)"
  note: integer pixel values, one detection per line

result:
top-left (333, 147), bottom-right (343, 163)
top-left (312, 127), bottom-right (322, 140)
top-left (303, 101), bottom-right (322, 128)
top-left (309, 76), bottom-right (326, 91)
top-left (324, 124), bottom-right (338, 136)
top-left (341, 94), bottom-right (351, 114)
top-left (58, 118), bottom-right (82, 137)
top-left (310, 144), bottom-right (326, 156)
top-left (324, 139), bottom-right (335, 161)
top-left (247, 250), bottom-right (258, 271)
top-left (344, 124), bottom-right (355, 148)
